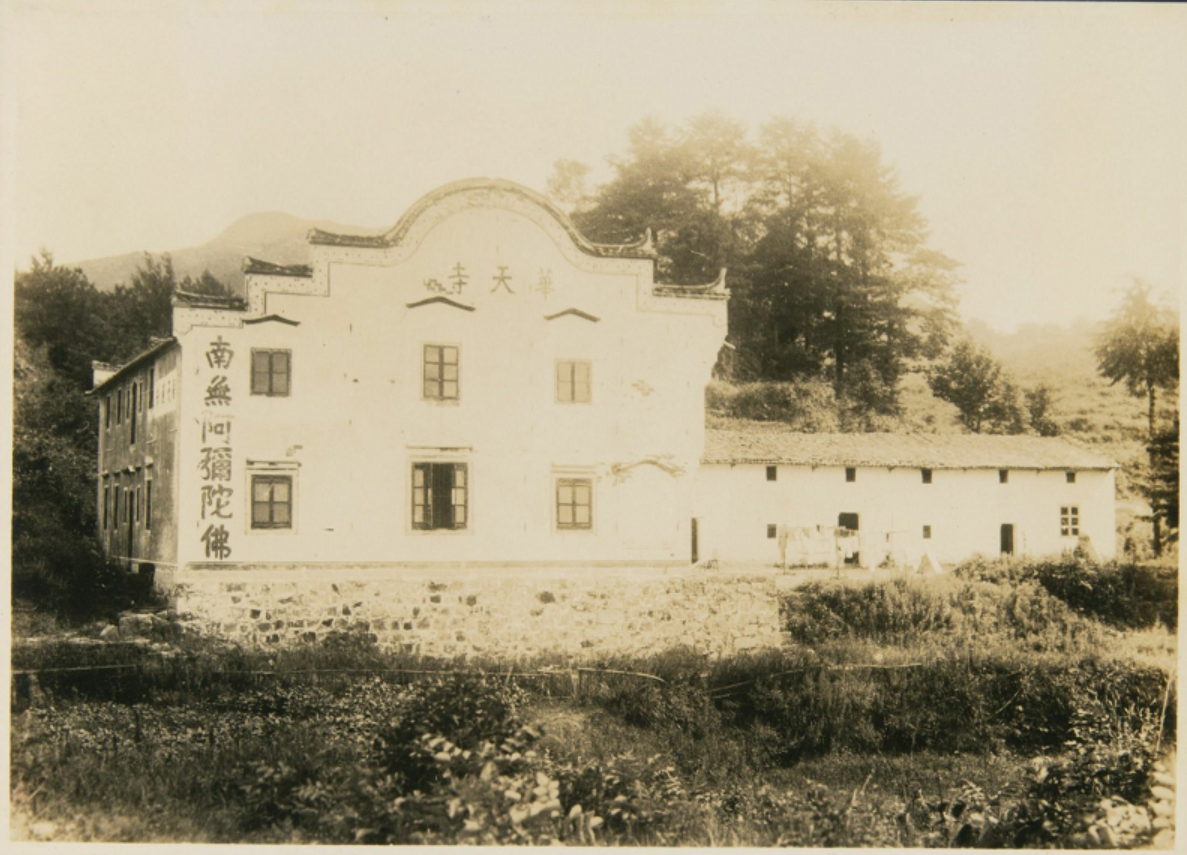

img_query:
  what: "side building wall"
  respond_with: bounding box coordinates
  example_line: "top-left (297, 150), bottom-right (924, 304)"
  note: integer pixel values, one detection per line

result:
top-left (96, 347), bottom-right (182, 575)
top-left (692, 463), bottom-right (1116, 567)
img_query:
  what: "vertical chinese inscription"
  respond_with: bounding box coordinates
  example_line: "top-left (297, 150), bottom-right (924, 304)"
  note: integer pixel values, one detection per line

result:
top-left (199, 336), bottom-right (235, 559)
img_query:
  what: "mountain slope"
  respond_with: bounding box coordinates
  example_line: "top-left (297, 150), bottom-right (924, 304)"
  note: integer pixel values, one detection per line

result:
top-left (68, 212), bottom-right (384, 295)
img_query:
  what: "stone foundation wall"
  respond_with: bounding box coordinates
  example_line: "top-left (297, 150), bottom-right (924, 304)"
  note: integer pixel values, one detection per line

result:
top-left (170, 566), bottom-right (783, 658)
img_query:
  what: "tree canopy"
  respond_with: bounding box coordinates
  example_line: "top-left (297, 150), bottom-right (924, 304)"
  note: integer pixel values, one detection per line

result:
top-left (552, 113), bottom-right (960, 412)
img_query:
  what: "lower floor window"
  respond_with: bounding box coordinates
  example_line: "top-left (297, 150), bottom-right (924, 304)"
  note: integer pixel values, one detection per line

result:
top-left (252, 475), bottom-right (293, 529)
top-left (1060, 506), bottom-right (1080, 537)
top-left (413, 462), bottom-right (467, 530)
top-left (556, 478), bottom-right (592, 530)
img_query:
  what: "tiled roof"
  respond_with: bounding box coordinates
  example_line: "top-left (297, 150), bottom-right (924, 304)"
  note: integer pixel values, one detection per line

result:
top-left (703, 428), bottom-right (1118, 470)
top-left (242, 257), bottom-right (313, 278)
top-left (90, 337), bottom-right (177, 394)
top-left (173, 289), bottom-right (247, 310)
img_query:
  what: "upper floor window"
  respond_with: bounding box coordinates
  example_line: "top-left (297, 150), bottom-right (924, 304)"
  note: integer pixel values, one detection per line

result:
top-left (845, 467), bottom-right (857, 483)
top-left (149, 367), bottom-right (155, 408)
top-left (921, 468), bottom-right (933, 484)
top-left (556, 360), bottom-right (591, 403)
top-left (252, 350), bottom-right (291, 397)
top-left (1060, 505), bottom-right (1080, 537)
top-left (251, 474), bottom-right (293, 529)
top-left (766, 466), bottom-right (778, 482)
top-left (999, 469), bottom-right (1009, 484)
top-left (556, 478), bottom-right (592, 530)
top-left (1066, 471), bottom-right (1076, 484)
top-left (104, 396), bottom-right (111, 430)
top-left (117, 388), bottom-right (123, 424)
top-left (423, 345), bottom-right (459, 401)
top-left (130, 383), bottom-right (138, 444)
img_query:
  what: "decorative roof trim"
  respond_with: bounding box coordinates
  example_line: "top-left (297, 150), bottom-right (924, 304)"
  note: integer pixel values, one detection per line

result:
top-left (173, 289), bottom-right (247, 311)
top-left (654, 267), bottom-right (729, 300)
top-left (243, 314), bottom-right (301, 327)
top-left (544, 308), bottom-right (600, 323)
top-left (242, 256), bottom-right (313, 278)
top-left (307, 179), bottom-right (657, 259)
top-left (406, 296), bottom-right (476, 312)
top-left (90, 337), bottom-right (178, 394)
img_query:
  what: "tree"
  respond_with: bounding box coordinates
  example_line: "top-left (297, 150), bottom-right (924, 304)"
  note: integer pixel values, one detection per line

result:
top-left (570, 113), bottom-right (959, 415)
top-left (1024, 384), bottom-right (1060, 436)
top-left (928, 339), bottom-right (1023, 434)
top-left (1147, 421), bottom-right (1179, 547)
top-left (545, 159), bottom-right (593, 215)
top-left (14, 250), bottom-right (114, 387)
top-left (1094, 281), bottom-right (1179, 555)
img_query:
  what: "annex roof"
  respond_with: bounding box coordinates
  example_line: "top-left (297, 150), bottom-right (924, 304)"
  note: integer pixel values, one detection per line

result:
top-left (703, 428), bottom-right (1118, 470)
top-left (90, 336), bottom-right (178, 394)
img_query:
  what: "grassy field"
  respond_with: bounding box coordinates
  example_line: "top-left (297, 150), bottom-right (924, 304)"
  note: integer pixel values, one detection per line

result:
top-left (10, 559), bottom-right (1177, 846)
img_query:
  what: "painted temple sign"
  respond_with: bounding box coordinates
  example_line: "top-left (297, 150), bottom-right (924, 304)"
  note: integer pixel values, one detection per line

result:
top-left (198, 335), bottom-right (235, 560)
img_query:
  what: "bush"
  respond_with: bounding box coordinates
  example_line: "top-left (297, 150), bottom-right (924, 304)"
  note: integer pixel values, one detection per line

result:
top-left (374, 674), bottom-right (526, 789)
top-left (955, 557), bottom-right (1178, 630)
top-left (706, 380), bottom-right (841, 430)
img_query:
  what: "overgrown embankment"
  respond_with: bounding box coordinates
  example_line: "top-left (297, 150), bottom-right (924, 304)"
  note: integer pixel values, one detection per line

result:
top-left (11, 559), bottom-right (1178, 846)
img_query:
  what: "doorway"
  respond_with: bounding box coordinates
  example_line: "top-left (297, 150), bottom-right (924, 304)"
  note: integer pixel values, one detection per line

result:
top-left (1000, 523), bottom-right (1014, 556)
top-left (838, 512), bottom-right (860, 566)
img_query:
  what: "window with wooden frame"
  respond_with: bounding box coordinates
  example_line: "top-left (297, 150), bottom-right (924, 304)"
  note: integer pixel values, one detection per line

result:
top-left (117, 388), bottom-right (123, 424)
top-left (423, 345), bottom-right (459, 401)
top-left (1060, 506), bottom-right (1080, 537)
top-left (766, 466), bottom-right (778, 481)
top-left (1066, 471), bottom-right (1076, 484)
top-left (999, 469), bottom-right (1009, 484)
top-left (412, 463), bottom-right (467, 530)
top-left (251, 474), bottom-right (293, 529)
top-left (113, 480), bottom-right (120, 528)
top-left (767, 524), bottom-right (777, 539)
top-left (103, 482), bottom-right (109, 529)
top-left (146, 480), bottom-right (152, 530)
top-left (130, 383), bottom-right (138, 444)
top-left (251, 350), bottom-right (291, 396)
top-left (556, 478), bottom-right (592, 530)
top-left (556, 360), bottom-right (591, 403)
top-left (105, 396), bottom-right (111, 429)
top-left (921, 468), bottom-right (932, 484)
top-left (149, 367), bottom-right (155, 408)
top-left (845, 467), bottom-right (857, 483)
top-left (923, 525), bottom-right (932, 539)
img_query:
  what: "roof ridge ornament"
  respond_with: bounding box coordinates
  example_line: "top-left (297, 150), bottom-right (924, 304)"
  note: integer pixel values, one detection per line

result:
top-left (305, 179), bottom-right (658, 259)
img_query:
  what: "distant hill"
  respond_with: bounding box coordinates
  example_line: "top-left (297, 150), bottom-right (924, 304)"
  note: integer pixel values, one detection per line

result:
top-left (67, 212), bottom-right (385, 296)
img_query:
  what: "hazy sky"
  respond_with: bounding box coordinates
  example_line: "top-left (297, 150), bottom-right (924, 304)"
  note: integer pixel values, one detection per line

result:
top-left (2, 0), bottom-right (1184, 332)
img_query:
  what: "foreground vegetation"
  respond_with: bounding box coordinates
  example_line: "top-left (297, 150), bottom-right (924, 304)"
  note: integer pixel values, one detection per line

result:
top-left (11, 559), bottom-right (1177, 846)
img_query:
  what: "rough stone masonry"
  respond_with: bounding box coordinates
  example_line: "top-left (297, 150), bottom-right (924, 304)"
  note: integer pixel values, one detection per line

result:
top-left (171, 567), bottom-right (784, 659)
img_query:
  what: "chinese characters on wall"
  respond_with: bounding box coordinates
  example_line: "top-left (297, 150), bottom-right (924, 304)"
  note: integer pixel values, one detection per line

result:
top-left (199, 336), bottom-right (235, 559)
top-left (421, 263), bottom-right (559, 299)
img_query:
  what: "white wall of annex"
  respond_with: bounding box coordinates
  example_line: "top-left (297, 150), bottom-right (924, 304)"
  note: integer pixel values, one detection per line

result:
top-left (691, 463), bottom-right (1116, 567)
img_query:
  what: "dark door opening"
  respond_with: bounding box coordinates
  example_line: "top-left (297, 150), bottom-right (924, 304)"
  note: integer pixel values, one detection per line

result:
top-left (690, 517), bottom-right (699, 564)
top-left (1001, 524), bottom-right (1014, 556)
top-left (838, 512), bottom-right (860, 566)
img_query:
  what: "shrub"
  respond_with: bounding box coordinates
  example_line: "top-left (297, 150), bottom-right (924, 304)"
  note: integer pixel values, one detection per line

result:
top-left (955, 557), bottom-right (1178, 630)
top-left (373, 674), bottom-right (526, 789)
top-left (706, 380), bottom-right (841, 430)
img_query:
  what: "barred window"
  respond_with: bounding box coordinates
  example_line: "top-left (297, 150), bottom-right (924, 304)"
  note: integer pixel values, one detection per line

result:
top-left (556, 361), bottom-right (591, 403)
top-left (556, 478), bottom-right (592, 530)
top-left (423, 345), bottom-right (459, 400)
top-left (1060, 506), bottom-right (1080, 537)
top-left (251, 350), bottom-right (291, 396)
top-left (252, 475), bottom-right (293, 529)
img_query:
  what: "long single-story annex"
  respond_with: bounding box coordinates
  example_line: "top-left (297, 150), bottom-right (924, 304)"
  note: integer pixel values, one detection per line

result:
top-left (90, 178), bottom-right (1117, 656)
